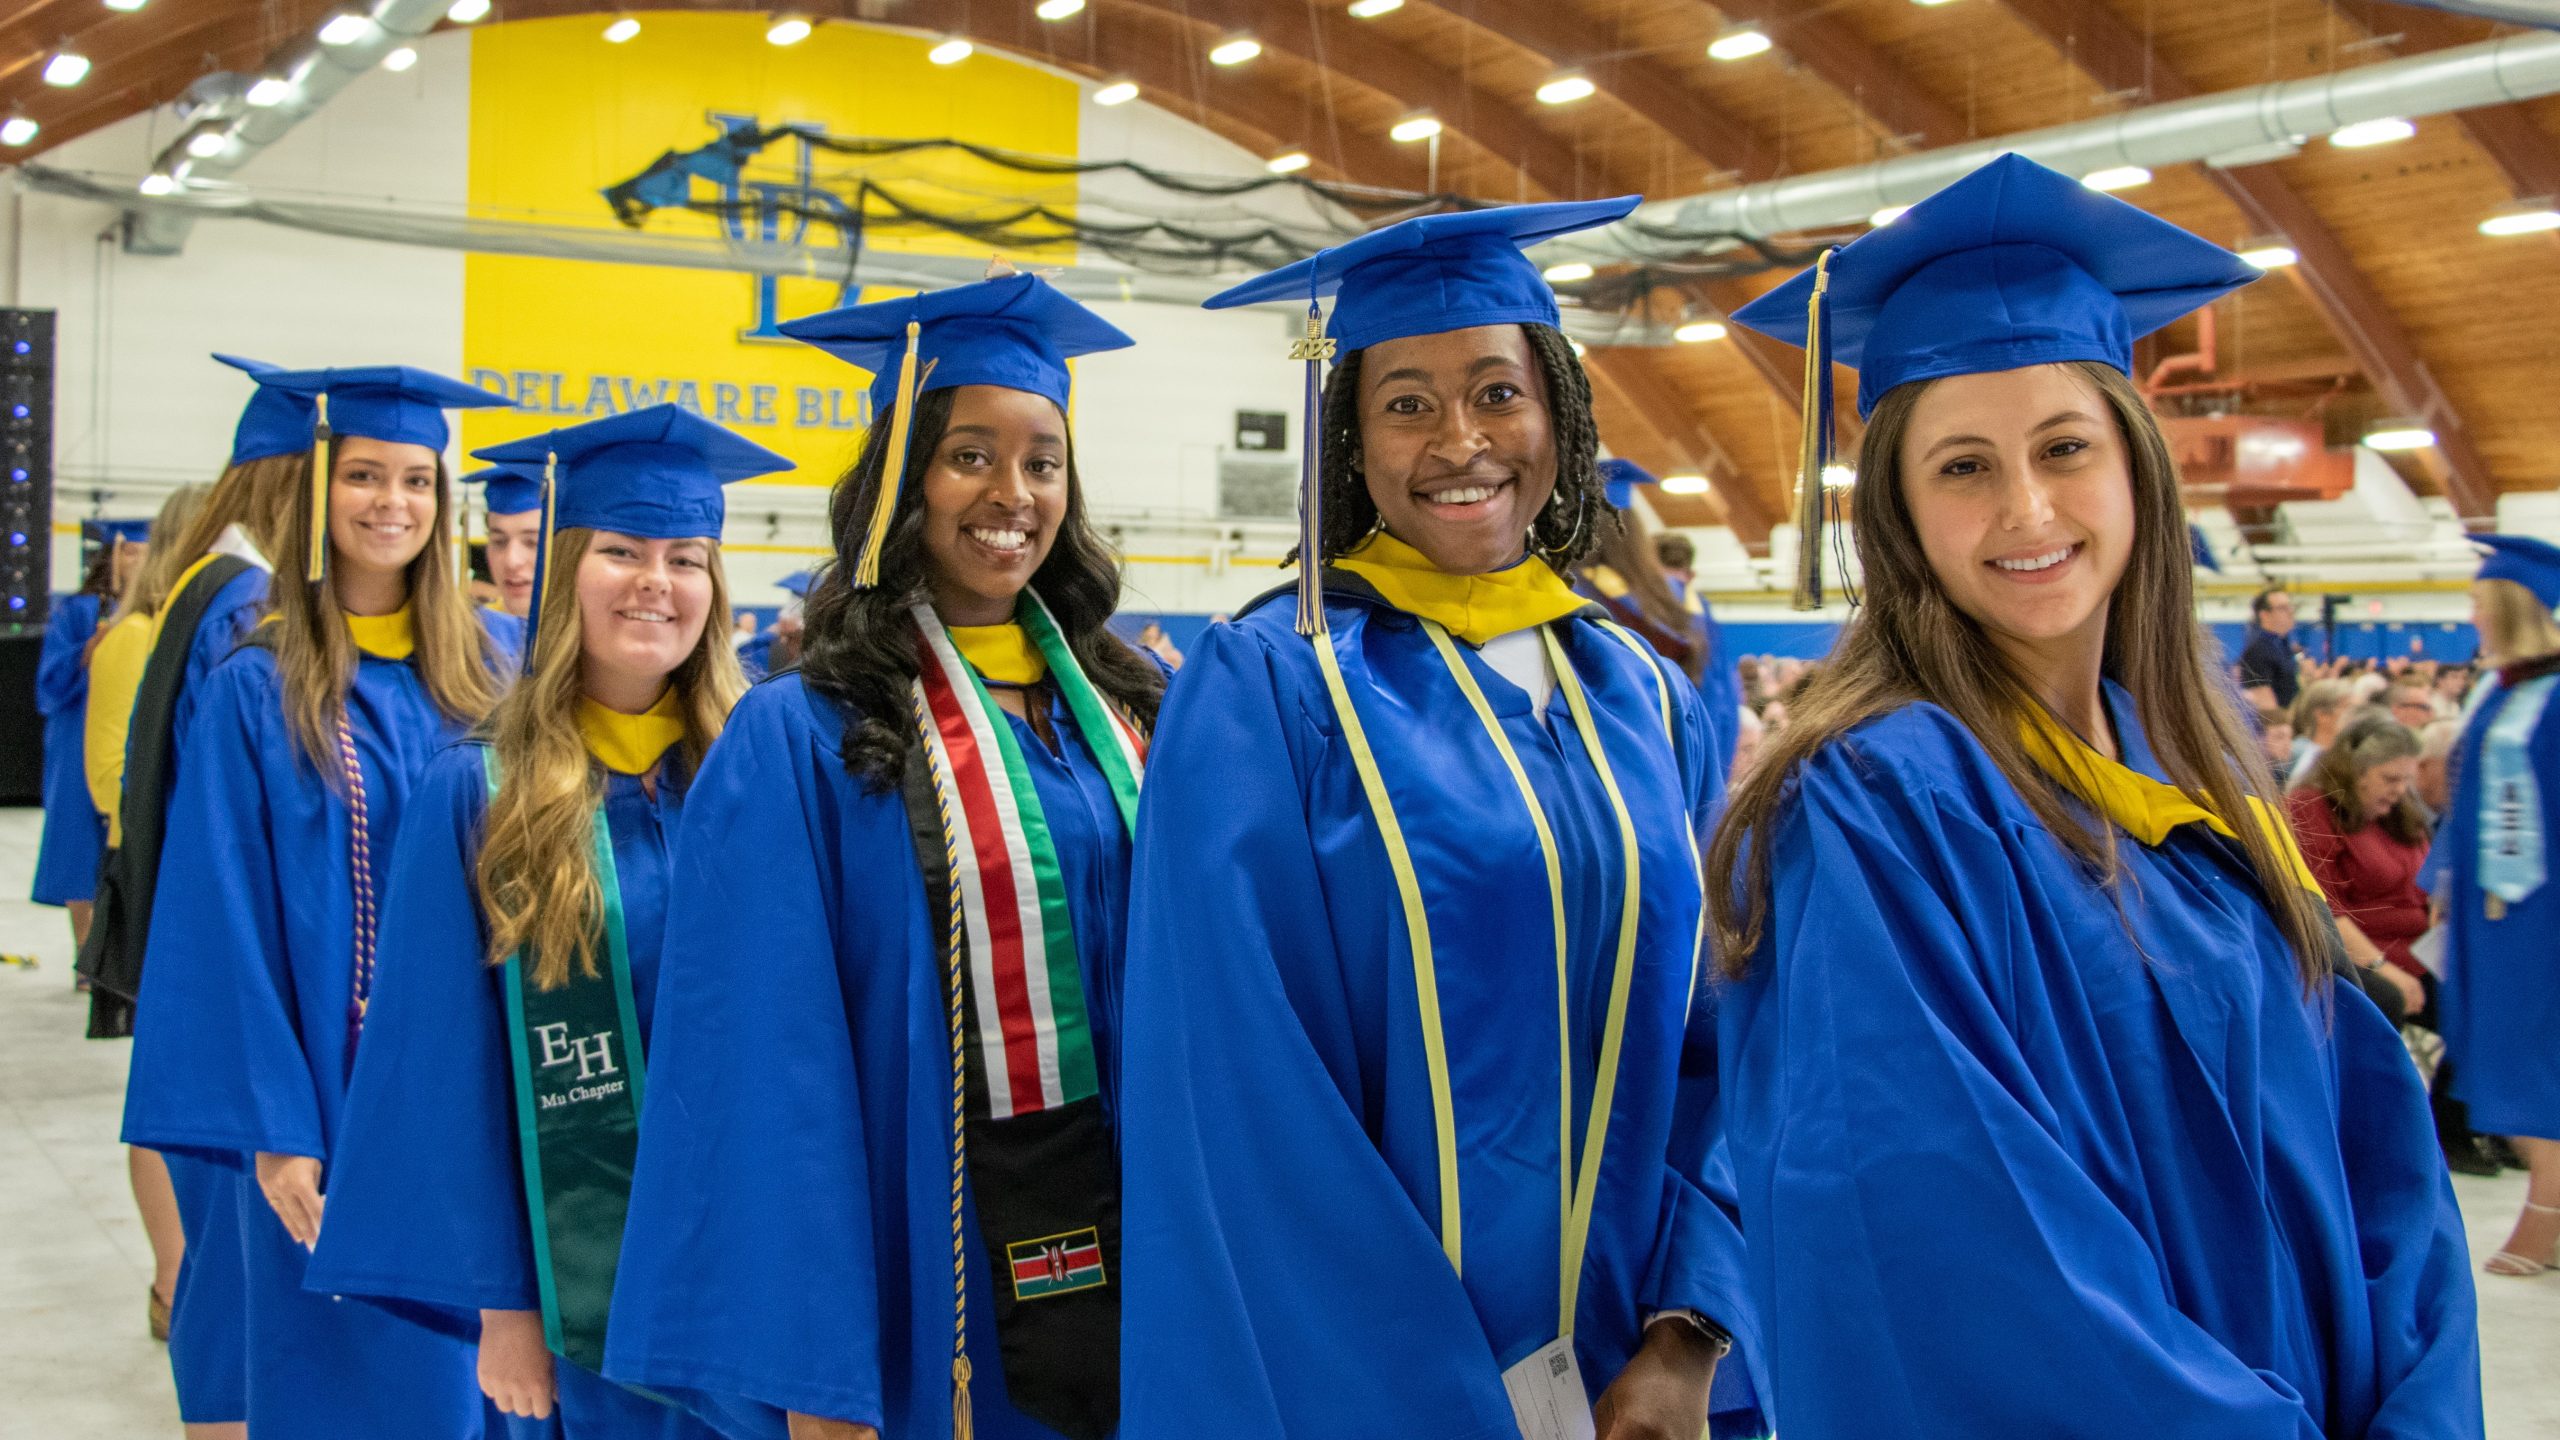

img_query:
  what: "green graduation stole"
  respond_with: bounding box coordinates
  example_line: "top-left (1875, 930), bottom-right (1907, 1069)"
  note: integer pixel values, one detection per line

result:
top-left (482, 750), bottom-right (649, 1375)
top-left (902, 592), bottom-right (1143, 1440)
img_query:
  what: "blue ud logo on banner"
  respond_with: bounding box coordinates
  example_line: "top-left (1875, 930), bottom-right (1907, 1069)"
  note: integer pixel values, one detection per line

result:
top-left (705, 113), bottom-right (864, 341)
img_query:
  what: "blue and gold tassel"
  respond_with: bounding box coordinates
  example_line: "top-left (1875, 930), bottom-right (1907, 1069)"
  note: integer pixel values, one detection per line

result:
top-left (307, 391), bottom-right (333, 585)
top-left (1289, 294), bottom-right (1337, 638)
top-left (522, 450), bottom-right (558, 677)
top-left (1791, 250), bottom-right (1835, 612)
top-left (855, 319), bottom-right (923, 590)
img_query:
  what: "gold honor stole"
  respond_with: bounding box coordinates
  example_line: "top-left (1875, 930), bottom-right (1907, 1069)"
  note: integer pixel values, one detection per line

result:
top-left (905, 591), bottom-right (1146, 1440)
top-left (2017, 704), bottom-right (2321, 893)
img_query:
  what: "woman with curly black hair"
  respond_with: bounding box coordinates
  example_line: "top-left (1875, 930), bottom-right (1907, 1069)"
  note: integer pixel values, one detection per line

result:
top-left (603, 275), bottom-right (1162, 1440)
top-left (1116, 202), bottom-right (1764, 1440)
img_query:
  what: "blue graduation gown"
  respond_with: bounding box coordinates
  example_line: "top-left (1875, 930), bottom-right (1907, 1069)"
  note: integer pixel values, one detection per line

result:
top-left (603, 672), bottom-right (1134, 1440)
top-left (735, 629), bottom-right (775, 682)
top-left (1718, 688), bottom-right (2480, 1439)
top-left (121, 632), bottom-right (499, 1440)
top-left (308, 741), bottom-right (721, 1440)
top-left (1691, 596), bottom-right (1741, 776)
top-left (31, 591), bottom-right (106, 904)
top-left (1117, 593), bottom-right (1766, 1440)
top-left (2433, 671), bottom-right (2560, 1140)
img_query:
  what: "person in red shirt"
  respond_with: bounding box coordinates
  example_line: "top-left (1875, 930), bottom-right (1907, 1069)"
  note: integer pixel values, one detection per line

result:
top-left (2289, 711), bottom-right (2430, 1011)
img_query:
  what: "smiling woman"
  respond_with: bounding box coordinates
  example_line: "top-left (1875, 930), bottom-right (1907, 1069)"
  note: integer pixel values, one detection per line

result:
top-left (1710, 153), bottom-right (2481, 1440)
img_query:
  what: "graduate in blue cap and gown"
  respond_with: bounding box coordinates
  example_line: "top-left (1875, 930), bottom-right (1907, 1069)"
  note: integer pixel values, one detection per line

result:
top-left (465, 463), bottom-right (547, 624)
top-left (32, 518), bottom-right (149, 925)
top-left (1580, 457), bottom-right (1737, 771)
top-left (2429, 532), bottom-right (2560, 1278)
top-left (1711, 152), bottom-right (2478, 1437)
top-left (605, 273), bottom-right (1166, 1440)
top-left (736, 568), bottom-right (814, 681)
top-left (121, 362), bottom-right (526, 1440)
top-left (310, 404), bottom-right (780, 1438)
top-left (1118, 200), bottom-right (1764, 1440)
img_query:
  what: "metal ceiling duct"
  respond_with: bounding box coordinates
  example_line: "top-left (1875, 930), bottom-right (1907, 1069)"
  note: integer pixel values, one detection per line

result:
top-left (1611, 30), bottom-right (2560, 246)
top-left (122, 0), bottom-right (455, 256)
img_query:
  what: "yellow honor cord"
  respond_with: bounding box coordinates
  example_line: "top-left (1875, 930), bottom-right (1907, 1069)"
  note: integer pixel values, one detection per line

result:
top-left (856, 319), bottom-right (924, 589)
top-left (1333, 533), bottom-right (1587, 646)
top-left (576, 689), bottom-right (687, 776)
top-left (308, 391), bottom-right (332, 583)
top-left (947, 622), bottom-right (1046, 685)
top-left (1792, 249), bottom-right (1834, 612)
top-left (343, 605), bottom-right (416, 661)
top-left (2017, 706), bottom-right (2321, 893)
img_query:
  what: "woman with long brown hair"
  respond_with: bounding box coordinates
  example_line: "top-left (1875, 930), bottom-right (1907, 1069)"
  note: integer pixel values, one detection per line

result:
top-left (120, 364), bottom-right (521, 1440)
top-left (1714, 155), bottom-right (2477, 1437)
top-left (2432, 534), bottom-right (2560, 1278)
top-left (309, 405), bottom-right (774, 1439)
top-left (604, 276), bottom-right (1163, 1440)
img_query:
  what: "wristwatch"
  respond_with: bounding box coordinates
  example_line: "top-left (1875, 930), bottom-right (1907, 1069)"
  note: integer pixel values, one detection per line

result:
top-left (1644, 1308), bottom-right (1734, 1359)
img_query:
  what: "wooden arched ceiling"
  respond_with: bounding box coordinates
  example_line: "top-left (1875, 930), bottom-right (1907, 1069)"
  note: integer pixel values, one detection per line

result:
top-left (5, 0), bottom-right (2559, 536)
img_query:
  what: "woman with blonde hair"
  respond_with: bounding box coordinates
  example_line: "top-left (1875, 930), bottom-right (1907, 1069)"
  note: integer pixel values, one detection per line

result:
top-left (120, 364), bottom-right (520, 1440)
top-left (1714, 155), bottom-right (2476, 1437)
top-left (310, 405), bottom-right (776, 1438)
top-left (2432, 534), bottom-right (2560, 1277)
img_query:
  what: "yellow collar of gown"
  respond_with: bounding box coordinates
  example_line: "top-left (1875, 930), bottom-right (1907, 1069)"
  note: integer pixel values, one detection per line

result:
top-left (2017, 703), bottom-right (2319, 893)
top-left (344, 606), bottom-right (415, 661)
top-left (1334, 532), bottom-right (1587, 646)
top-left (949, 621), bottom-right (1047, 685)
top-left (577, 688), bottom-right (688, 776)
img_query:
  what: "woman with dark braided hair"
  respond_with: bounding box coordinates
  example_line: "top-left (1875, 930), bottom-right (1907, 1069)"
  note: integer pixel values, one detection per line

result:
top-left (603, 275), bottom-right (1163, 1440)
top-left (1117, 202), bottom-right (1764, 1440)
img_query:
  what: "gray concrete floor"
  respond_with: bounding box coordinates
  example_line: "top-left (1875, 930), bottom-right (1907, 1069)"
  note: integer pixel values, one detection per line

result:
top-left (0, 807), bottom-right (2553, 1435)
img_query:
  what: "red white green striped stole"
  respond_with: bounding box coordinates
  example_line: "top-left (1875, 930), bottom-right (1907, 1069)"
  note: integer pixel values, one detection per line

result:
top-left (910, 593), bottom-right (1144, 1119)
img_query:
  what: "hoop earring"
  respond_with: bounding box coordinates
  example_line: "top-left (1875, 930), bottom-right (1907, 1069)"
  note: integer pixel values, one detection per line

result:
top-left (1532, 487), bottom-right (1591, 565)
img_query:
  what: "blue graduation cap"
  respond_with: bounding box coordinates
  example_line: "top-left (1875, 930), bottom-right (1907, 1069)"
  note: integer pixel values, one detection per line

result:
top-left (1200, 197), bottom-right (1639, 634)
top-left (1730, 153), bottom-right (2260, 608)
top-left (2188, 522), bottom-right (2222, 573)
top-left (462, 465), bottom-right (543, 518)
top-left (778, 273), bottom-right (1133, 587)
top-left (214, 353), bottom-right (317, 467)
top-left (1201, 196), bottom-right (1639, 353)
top-left (778, 569), bottom-right (817, 599)
top-left (82, 517), bottom-right (152, 547)
top-left (2475, 533), bottom-right (2560, 612)
top-left (472, 404), bottom-right (793, 667)
top-left (1599, 457), bottom-right (1654, 512)
top-left (247, 363), bottom-right (514, 453)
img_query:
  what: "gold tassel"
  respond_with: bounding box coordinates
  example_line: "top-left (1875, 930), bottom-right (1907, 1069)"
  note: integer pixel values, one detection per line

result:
top-left (855, 320), bottom-right (923, 589)
top-left (1790, 250), bottom-right (1834, 613)
top-left (307, 391), bottom-right (332, 584)
top-left (523, 452), bottom-right (558, 677)
top-left (951, 1354), bottom-right (974, 1440)
top-left (1287, 302), bottom-right (1337, 638)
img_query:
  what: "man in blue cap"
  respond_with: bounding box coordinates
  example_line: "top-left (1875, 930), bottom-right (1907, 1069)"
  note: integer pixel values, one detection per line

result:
top-left (461, 463), bottom-right (544, 621)
top-left (1118, 199), bottom-right (1765, 1440)
top-left (1711, 152), bottom-right (2479, 1439)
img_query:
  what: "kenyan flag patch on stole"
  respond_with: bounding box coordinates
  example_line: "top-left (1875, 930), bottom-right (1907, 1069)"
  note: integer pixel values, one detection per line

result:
top-left (1007, 1227), bottom-right (1107, 1301)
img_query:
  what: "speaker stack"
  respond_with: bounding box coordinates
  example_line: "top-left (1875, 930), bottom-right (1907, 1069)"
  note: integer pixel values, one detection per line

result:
top-left (0, 309), bottom-right (54, 803)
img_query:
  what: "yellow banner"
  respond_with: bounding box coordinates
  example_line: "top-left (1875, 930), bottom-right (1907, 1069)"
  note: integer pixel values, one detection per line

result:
top-left (462, 13), bottom-right (1080, 485)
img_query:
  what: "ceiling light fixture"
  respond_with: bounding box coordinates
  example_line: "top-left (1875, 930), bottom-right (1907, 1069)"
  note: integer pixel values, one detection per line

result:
top-left (603, 17), bottom-right (641, 42)
top-left (1036, 0), bottom-right (1085, 19)
top-left (245, 76), bottom-right (295, 107)
top-left (928, 37), bottom-right (973, 64)
top-left (1869, 203), bottom-right (1910, 227)
top-left (1093, 79), bottom-right (1138, 106)
top-left (766, 15), bottom-right (813, 45)
top-left (1209, 35), bottom-right (1261, 65)
top-left (0, 117), bottom-right (38, 148)
top-left (184, 129), bottom-right (229, 158)
top-left (1674, 320), bottom-right (1727, 344)
top-left (1390, 112), bottom-right (1441, 142)
top-left (446, 0), bottom-right (491, 22)
top-left (318, 12), bottom-right (373, 45)
top-left (380, 45), bottom-right (418, 71)
top-left (43, 52), bottom-right (91, 87)
top-left (1708, 27), bottom-right (1771, 61)
top-left (103, 0), bottom-right (149, 11)
top-left (1542, 261), bottom-right (1595, 283)
top-left (1821, 463), bottom-right (1857, 490)
top-left (2237, 242), bottom-right (2298, 270)
top-left (1660, 474), bottom-right (1710, 495)
top-left (2081, 164), bottom-right (2151, 192)
top-left (1348, 0), bottom-right (1403, 16)
top-left (2480, 208), bottom-right (2560, 237)
top-left (1265, 150), bottom-right (1312, 174)
top-left (2330, 117), bottom-right (2415, 149)
top-left (137, 172), bottom-right (177, 196)
top-left (1536, 73), bottom-right (1596, 106)
top-left (2362, 423), bottom-right (2435, 453)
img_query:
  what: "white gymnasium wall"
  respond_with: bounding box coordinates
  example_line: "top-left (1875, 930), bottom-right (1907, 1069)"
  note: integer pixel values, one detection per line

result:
top-left (21, 24), bottom-right (1305, 615)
